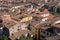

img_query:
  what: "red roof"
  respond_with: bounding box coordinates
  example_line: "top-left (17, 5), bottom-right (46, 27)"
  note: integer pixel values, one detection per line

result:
top-left (39, 9), bottom-right (49, 15)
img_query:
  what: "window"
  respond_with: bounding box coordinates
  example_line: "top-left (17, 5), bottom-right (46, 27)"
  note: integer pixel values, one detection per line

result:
top-left (0, 19), bottom-right (3, 23)
top-left (45, 0), bottom-right (51, 3)
top-left (57, 30), bottom-right (60, 33)
top-left (40, 29), bottom-right (43, 32)
top-left (17, 25), bottom-right (21, 30)
top-left (12, 33), bottom-right (14, 36)
top-left (46, 32), bottom-right (51, 36)
top-left (47, 0), bottom-right (50, 2)
top-left (43, 31), bottom-right (46, 34)
top-left (55, 29), bottom-right (60, 35)
top-left (36, 13), bottom-right (39, 14)
top-left (19, 16), bottom-right (23, 19)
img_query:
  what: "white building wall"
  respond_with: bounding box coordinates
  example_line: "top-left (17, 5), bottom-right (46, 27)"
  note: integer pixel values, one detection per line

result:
top-left (41, 13), bottom-right (49, 17)
top-left (9, 23), bottom-right (28, 36)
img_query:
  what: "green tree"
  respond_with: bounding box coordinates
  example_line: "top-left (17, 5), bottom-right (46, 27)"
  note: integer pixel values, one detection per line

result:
top-left (38, 8), bottom-right (43, 12)
top-left (54, 13), bottom-right (58, 16)
top-left (3, 35), bottom-right (8, 40)
top-left (19, 35), bottom-right (33, 40)
top-left (19, 35), bottom-right (26, 40)
top-left (0, 35), bottom-right (8, 40)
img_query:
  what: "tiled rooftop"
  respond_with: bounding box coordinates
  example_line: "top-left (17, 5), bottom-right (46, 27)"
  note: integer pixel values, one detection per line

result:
top-left (10, 30), bottom-right (33, 40)
top-left (0, 0), bottom-right (60, 40)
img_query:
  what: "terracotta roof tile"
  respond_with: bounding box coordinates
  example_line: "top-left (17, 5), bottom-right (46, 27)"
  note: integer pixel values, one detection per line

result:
top-left (53, 23), bottom-right (60, 28)
top-left (10, 30), bottom-right (33, 39)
